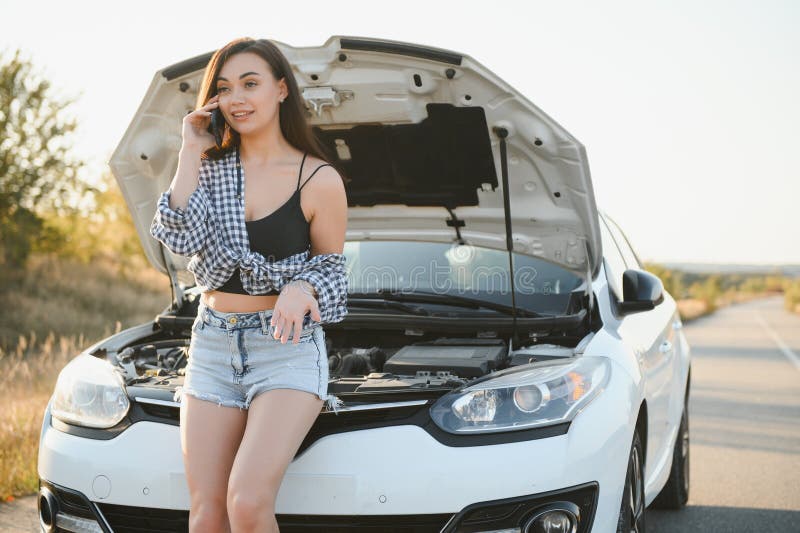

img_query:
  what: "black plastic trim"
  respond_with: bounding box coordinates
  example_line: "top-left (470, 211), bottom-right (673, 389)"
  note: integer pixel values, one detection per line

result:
top-left (50, 412), bottom-right (131, 440)
top-left (161, 52), bottom-right (214, 81)
top-left (97, 501), bottom-right (189, 533)
top-left (340, 38), bottom-right (462, 65)
top-left (441, 481), bottom-right (599, 533)
top-left (276, 512), bottom-right (454, 531)
top-left (299, 396), bottom-right (569, 454)
top-left (160, 38), bottom-right (464, 81)
top-left (96, 502), bottom-right (452, 532)
top-left (337, 309), bottom-right (587, 334)
top-left (156, 308), bottom-right (587, 337)
top-left (425, 420), bottom-right (570, 447)
top-left (39, 479), bottom-right (111, 532)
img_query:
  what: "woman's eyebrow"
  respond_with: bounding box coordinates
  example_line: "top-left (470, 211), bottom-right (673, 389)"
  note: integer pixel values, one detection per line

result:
top-left (217, 72), bottom-right (262, 82)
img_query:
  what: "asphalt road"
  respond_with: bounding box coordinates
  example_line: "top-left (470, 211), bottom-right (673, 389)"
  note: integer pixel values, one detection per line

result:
top-left (2, 296), bottom-right (798, 532)
top-left (647, 295), bottom-right (800, 532)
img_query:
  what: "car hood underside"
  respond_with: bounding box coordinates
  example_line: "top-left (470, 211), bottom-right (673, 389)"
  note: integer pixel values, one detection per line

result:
top-left (109, 35), bottom-right (602, 301)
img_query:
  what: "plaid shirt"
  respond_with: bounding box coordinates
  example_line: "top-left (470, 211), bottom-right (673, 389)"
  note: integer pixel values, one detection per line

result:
top-left (150, 148), bottom-right (348, 325)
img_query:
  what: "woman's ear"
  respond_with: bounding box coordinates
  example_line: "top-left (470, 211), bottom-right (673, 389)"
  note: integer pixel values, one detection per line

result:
top-left (279, 77), bottom-right (288, 101)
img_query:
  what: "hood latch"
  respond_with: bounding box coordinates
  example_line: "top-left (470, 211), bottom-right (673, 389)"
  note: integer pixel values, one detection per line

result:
top-left (301, 86), bottom-right (353, 117)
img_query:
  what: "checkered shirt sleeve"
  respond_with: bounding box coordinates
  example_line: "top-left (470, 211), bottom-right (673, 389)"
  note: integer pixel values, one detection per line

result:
top-left (149, 158), bottom-right (214, 256)
top-left (289, 253), bottom-right (349, 324)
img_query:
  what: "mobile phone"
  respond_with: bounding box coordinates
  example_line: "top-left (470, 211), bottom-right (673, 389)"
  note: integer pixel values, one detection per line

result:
top-left (206, 108), bottom-right (224, 148)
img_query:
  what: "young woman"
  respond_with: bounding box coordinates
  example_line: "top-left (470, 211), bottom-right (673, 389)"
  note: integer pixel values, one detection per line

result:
top-left (150, 37), bottom-right (348, 532)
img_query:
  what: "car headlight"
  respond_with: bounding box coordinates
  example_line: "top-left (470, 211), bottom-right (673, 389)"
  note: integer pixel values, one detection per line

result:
top-left (51, 353), bottom-right (130, 429)
top-left (430, 357), bottom-right (610, 434)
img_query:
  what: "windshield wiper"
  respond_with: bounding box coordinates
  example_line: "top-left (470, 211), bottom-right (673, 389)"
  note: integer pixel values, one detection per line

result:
top-left (348, 290), bottom-right (541, 318)
top-left (347, 296), bottom-right (430, 316)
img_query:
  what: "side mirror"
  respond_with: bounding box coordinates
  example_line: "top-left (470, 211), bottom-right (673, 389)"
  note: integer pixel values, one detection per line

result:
top-left (617, 269), bottom-right (665, 315)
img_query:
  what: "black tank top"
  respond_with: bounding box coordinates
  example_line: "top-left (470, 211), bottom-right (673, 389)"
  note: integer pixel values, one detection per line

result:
top-left (216, 152), bottom-right (332, 295)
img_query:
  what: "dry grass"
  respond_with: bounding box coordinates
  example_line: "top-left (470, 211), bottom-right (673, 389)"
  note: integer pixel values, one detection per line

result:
top-left (0, 254), bottom-right (170, 500)
top-left (0, 253), bottom-right (169, 353)
top-left (677, 298), bottom-right (709, 321)
top-left (0, 333), bottom-right (80, 501)
top-left (676, 291), bottom-right (773, 323)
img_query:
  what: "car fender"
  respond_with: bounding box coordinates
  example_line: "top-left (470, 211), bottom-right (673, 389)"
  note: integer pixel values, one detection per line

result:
top-left (565, 355), bottom-right (641, 532)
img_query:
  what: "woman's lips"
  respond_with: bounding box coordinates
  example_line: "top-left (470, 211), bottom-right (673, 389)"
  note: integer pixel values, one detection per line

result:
top-left (231, 111), bottom-right (254, 121)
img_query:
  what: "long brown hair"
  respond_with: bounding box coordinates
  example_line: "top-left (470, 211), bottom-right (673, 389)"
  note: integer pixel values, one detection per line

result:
top-left (196, 37), bottom-right (335, 169)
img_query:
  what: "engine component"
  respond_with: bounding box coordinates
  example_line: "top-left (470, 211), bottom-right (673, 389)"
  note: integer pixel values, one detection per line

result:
top-left (508, 344), bottom-right (575, 366)
top-left (331, 370), bottom-right (468, 394)
top-left (329, 347), bottom-right (387, 376)
top-left (383, 341), bottom-right (506, 378)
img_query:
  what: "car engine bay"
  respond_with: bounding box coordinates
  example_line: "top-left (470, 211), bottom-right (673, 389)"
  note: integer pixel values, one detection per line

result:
top-left (108, 314), bottom-right (591, 405)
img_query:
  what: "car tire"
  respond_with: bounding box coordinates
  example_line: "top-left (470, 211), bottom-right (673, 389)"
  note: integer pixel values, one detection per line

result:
top-left (617, 428), bottom-right (646, 533)
top-left (650, 397), bottom-right (690, 509)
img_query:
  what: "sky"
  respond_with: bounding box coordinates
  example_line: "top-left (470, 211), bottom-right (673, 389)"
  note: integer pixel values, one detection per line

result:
top-left (2, 0), bottom-right (798, 265)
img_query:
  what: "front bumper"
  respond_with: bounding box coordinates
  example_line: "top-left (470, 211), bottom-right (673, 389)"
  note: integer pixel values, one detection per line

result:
top-left (38, 477), bottom-right (597, 533)
top-left (38, 358), bottom-right (636, 532)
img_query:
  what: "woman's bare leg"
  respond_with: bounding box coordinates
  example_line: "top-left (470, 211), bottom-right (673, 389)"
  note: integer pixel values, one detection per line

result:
top-left (226, 389), bottom-right (324, 533)
top-left (181, 395), bottom-right (248, 532)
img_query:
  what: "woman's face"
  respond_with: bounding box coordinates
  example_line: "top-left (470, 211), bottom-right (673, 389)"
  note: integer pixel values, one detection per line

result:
top-left (215, 52), bottom-right (287, 137)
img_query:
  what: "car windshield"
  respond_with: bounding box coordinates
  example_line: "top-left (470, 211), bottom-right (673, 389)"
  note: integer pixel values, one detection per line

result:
top-left (344, 241), bottom-right (584, 316)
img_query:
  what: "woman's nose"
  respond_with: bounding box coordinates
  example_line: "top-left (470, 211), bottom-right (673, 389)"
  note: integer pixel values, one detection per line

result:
top-left (230, 86), bottom-right (246, 103)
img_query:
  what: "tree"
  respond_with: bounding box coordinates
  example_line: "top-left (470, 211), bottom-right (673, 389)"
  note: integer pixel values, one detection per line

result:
top-left (0, 48), bottom-right (88, 267)
top-left (44, 169), bottom-right (148, 273)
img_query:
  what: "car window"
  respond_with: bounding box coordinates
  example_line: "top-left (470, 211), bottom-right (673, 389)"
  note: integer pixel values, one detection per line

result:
top-left (598, 216), bottom-right (626, 301)
top-left (342, 241), bottom-right (584, 316)
top-left (603, 215), bottom-right (643, 269)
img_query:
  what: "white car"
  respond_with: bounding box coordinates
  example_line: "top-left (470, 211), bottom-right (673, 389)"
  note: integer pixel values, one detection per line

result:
top-left (37, 36), bottom-right (691, 533)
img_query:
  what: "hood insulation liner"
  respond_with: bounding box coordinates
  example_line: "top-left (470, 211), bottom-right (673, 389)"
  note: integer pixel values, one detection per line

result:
top-left (315, 104), bottom-right (498, 208)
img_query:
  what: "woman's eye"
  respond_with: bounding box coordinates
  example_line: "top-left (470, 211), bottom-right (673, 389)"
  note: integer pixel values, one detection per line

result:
top-left (217, 87), bottom-right (229, 93)
top-left (245, 81), bottom-right (257, 87)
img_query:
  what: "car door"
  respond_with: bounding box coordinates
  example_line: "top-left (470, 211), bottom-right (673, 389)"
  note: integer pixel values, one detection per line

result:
top-left (600, 214), bottom-right (677, 478)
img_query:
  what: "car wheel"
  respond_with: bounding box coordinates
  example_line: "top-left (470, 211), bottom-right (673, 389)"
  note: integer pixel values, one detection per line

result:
top-left (617, 428), bottom-right (646, 533)
top-left (651, 397), bottom-right (690, 509)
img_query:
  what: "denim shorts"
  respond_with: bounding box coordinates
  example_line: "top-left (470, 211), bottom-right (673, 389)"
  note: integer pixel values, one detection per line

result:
top-left (173, 300), bottom-right (344, 414)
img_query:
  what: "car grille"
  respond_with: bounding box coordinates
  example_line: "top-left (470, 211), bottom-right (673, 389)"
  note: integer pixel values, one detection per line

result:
top-left (277, 513), bottom-right (454, 532)
top-left (96, 503), bottom-right (189, 532)
top-left (95, 503), bottom-right (452, 532)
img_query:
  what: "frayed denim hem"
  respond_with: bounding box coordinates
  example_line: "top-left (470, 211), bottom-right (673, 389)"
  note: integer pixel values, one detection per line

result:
top-left (324, 394), bottom-right (345, 415)
top-left (173, 386), bottom-right (247, 410)
top-left (242, 383), bottom-right (345, 415)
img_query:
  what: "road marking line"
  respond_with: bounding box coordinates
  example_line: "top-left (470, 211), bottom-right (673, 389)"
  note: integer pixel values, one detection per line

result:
top-left (755, 313), bottom-right (800, 371)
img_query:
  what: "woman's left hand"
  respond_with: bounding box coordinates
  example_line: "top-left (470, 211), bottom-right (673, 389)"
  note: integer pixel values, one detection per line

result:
top-left (271, 281), bottom-right (321, 344)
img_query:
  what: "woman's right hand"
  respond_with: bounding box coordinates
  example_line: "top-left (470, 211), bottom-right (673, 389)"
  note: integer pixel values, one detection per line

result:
top-left (181, 94), bottom-right (221, 152)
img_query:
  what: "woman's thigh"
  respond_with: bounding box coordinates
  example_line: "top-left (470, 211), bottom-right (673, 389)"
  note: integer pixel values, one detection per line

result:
top-left (227, 388), bottom-right (324, 507)
top-left (180, 395), bottom-right (248, 505)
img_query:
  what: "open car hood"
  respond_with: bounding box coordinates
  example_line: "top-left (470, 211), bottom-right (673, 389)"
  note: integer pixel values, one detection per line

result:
top-left (109, 36), bottom-right (601, 301)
